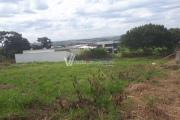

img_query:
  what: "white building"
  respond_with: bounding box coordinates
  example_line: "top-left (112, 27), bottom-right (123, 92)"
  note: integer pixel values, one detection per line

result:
top-left (15, 45), bottom-right (96, 63)
top-left (15, 49), bottom-right (71, 63)
top-left (15, 44), bottom-right (96, 63)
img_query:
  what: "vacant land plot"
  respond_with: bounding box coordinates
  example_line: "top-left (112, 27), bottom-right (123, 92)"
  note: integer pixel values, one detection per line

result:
top-left (0, 57), bottom-right (179, 119)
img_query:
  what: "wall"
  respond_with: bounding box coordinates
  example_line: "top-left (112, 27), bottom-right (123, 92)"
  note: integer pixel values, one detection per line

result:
top-left (15, 51), bottom-right (71, 63)
top-left (23, 49), bottom-right (55, 54)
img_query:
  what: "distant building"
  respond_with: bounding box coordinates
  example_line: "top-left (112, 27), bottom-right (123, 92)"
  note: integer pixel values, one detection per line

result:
top-left (97, 40), bottom-right (119, 53)
top-left (67, 44), bottom-right (96, 49)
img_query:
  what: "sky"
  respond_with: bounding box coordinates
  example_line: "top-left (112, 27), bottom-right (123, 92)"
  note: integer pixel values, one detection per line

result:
top-left (0, 0), bottom-right (180, 43)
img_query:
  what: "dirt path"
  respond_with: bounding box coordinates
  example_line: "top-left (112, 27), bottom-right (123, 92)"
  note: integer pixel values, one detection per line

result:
top-left (121, 63), bottom-right (180, 120)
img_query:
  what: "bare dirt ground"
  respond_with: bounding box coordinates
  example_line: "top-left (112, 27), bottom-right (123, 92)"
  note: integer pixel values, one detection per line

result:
top-left (121, 61), bottom-right (180, 120)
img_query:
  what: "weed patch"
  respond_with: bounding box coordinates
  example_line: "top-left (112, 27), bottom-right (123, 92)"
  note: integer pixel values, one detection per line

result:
top-left (0, 57), bottom-right (175, 119)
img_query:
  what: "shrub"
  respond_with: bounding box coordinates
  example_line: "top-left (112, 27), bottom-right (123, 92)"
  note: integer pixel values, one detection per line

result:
top-left (76, 49), bottom-right (92, 60)
top-left (76, 48), bottom-right (110, 59)
top-left (90, 47), bottom-right (109, 58)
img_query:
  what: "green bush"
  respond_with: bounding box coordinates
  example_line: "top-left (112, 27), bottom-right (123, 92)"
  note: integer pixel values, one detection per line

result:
top-left (119, 48), bottom-right (146, 58)
top-left (0, 55), bottom-right (5, 60)
top-left (76, 48), bottom-right (110, 59)
top-left (90, 47), bottom-right (109, 58)
top-left (153, 47), bottom-right (174, 56)
top-left (118, 46), bottom-right (174, 58)
top-left (75, 49), bottom-right (92, 60)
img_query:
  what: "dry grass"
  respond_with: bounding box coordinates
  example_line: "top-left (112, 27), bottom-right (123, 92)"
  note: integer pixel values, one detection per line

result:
top-left (120, 60), bottom-right (180, 120)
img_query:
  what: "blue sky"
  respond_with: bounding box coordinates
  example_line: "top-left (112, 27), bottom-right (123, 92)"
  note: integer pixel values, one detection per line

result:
top-left (0, 0), bottom-right (180, 42)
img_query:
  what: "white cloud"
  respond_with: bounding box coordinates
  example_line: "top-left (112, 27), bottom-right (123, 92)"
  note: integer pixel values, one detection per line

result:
top-left (30, 0), bottom-right (49, 10)
top-left (0, 0), bottom-right (180, 42)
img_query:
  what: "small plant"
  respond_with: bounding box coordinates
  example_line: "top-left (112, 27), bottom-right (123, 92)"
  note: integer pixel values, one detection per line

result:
top-left (142, 96), bottom-right (159, 105)
top-left (2, 62), bottom-right (11, 66)
top-left (145, 72), bottom-right (151, 80)
top-left (175, 60), bottom-right (179, 64)
top-left (150, 80), bottom-right (160, 86)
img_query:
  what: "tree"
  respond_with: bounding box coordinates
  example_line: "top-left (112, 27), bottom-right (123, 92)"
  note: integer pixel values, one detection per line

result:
top-left (168, 28), bottom-right (180, 49)
top-left (0, 31), bottom-right (30, 58)
top-left (37, 37), bottom-right (52, 49)
top-left (0, 31), bottom-right (7, 47)
top-left (119, 23), bottom-right (173, 55)
top-left (31, 44), bottom-right (42, 50)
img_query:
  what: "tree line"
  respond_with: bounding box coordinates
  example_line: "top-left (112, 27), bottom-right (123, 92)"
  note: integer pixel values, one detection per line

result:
top-left (1, 23), bottom-right (180, 59)
top-left (77, 23), bottom-right (180, 59)
top-left (118, 23), bottom-right (180, 57)
top-left (0, 31), bottom-right (52, 59)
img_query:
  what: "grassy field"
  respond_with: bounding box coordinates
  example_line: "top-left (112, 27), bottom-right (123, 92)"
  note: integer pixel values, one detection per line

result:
top-left (0, 57), bottom-right (174, 119)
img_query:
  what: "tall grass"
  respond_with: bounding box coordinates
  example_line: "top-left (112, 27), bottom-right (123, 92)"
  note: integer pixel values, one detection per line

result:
top-left (0, 58), bottom-right (164, 119)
